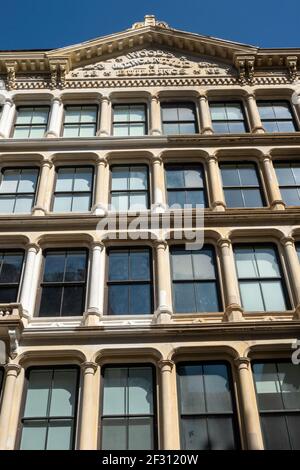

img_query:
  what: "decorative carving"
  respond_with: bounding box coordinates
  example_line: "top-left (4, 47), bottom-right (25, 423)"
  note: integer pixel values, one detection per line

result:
top-left (131, 15), bottom-right (170, 30)
top-left (235, 56), bottom-right (256, 85)
top-left (286, 56), bottom-right (298, 82)
top-left (48, 59), bottom-right (69, 89)
top-left (8, 328), bottom-right (19, 359)
top-left (5, 61), bottom-right (17, 90)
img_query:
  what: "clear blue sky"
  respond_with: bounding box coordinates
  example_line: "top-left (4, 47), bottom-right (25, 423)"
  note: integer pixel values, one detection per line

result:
top-left (1, 0), bottom-right (300, 50)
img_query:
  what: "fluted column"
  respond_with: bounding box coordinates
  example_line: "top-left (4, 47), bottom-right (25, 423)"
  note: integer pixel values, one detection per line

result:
top-left (150, 94), bottom-right (162, 135)
top-left (0, 98), bottom-right (15, 138)
top-left (281, 236), bottom-right (300, 317)
top-left (154, 241), bottom-right (173, 323)
top-left (19, 243), bottom-right (40, 317)
top-left (152, 156), bottom-right (166, 213)
top-left (46, 97), bottom-right (63, 138)
top-left (158, 360), bottom-right (180, 449)
top-left (98, 96), bottom-right (111, 136)
top-left (207, 155), bottom-right (226, 211)
top-left (198, 94), bottom-right (213, 135)
top-left (217, 238), bottom-right (244, 321)
top-left (92, 157), bottom-right (108, 215)
top-left (84, 242), bottom-right (105, 325)
top-left (234, 357), bottom-right (264, 450)
top-left (0, 363), bottom-right (21, 450)
top-left (32, 160), bottom-right (53, 216)
top-left (260, 154), bottom-right (285, 210)
top-left (246, 93), bottom-right (265, 134)
top-left (79, 362), bottom-right (99, 450)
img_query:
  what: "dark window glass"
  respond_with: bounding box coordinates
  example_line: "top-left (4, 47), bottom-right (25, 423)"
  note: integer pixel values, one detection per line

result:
top-left (0, 250), bottom-right (24, 303)
top-left (210, 102), bottom-right (247, 134)
top-left (108, 248), bottom-right (152, 315)
top-left (170, 246), bottom-right (221, 313)
top-left (0, 168), bottom-right (39, 214)
top-left (111, 165), bottom-right (149, 211)
top-left (161, 103), bottom-right (197, 135)
top-left (113, 105), bottom-right (147, 136)
top-left (13, 107), bottom-right (49, 138)
top-left (253, 361), bottom-right (300, 450)
top-left (52, 167), bottom-right (93, 213)
top-left (101, 366), bottom-right (155, 450)
top-left (20, 367), bottom-right (79, 450)
top-left (63, 105), bottom-right (98, 137)
top-left (296, 244), bottom-right (300, 263)
top-left (274, 162), bottom-right (300, 206)
top-left (257, 101), bottom-right (296, 133)
top-left (234, 244), bottom-right (289, 312)
top-left (0, 367), bottom-right (3, 401)
top-left (39, 250), bottom-right (87, 317)
top-left (166, 164), bottom-right (207, 209)
top-left (177, 363), bottom-right (239, 450)
top-left (220, 163), bottom-right (264, 208)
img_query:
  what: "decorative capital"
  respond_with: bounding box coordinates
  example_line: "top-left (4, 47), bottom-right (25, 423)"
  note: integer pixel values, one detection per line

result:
top-left (91, 241), bottom-right (105, 251)
top-left (96, 156), bottom-right (107, 167)
top-left (158, 359), bottom-right (175, 372)
top-left (234, 55), bottom-right (256, 85)
top-left (286, 56), bottom-right (298, 82)
top-left (280, 236), bottom-right (295, 247)
top-left (234, 356), bottom-right (251, 370)
top-left (217, 237), bottom-right (232, 249)
top-left (153, 239), bottom-right (168, 250)
top-left (26, 243), bottom-right (40, 254)
top-left (4, 61), bottom-right (17, 91)
top-left (207, 154), bottom-right (218, 163)
top-left (4, 362), bottom-right (22, 376)
top-left (81, 361), bottom-right (98, 374)
top-left (41, 159), bottom-right (53, 169)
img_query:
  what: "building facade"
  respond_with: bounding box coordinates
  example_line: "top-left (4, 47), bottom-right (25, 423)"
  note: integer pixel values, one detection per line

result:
top-left (0, 15), bottom-right (300, 450)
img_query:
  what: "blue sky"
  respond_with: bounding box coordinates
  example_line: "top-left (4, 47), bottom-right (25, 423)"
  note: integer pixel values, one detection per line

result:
top-left (1, 0), bottom-right (300, 50)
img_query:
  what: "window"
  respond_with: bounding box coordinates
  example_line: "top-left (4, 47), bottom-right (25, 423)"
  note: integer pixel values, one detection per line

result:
top-left (0, 168), bottom-right (39, 214)
top-left (253, 361), bottom-right (300, 450)
top-left (210, 102), bottom-right (247, 133)
top-left (63, 105), bottom-right (98, 137)
top-left (234, 244), bottom-right (289, 312)
top-left (19, 367), bottom-right (79, 450)
top-left (101, 366), bottom-right (156, 450)
top-left (274, 162), bottom-right (300, 206)
top-left (296, 243), bottom-right (300, 262)
top-left (170, 245), bottom-right (221, 313)
top-left (0, 250), bottom-right (24, 303)
top-left (110, 165), bottom-right (149, 211)
top-left (38, 249), bottom-right (88, 317)
top-left (177, 362), bottom-right (239, 450)
top-left (220, 163), bottom-right (264, 208)
top-left (165, 164), bottom-right (207, 208)
top-left (257, 101), bottom-right (296, 132)
top-left (107, 248), bottom-right (152, 315)
top-left (0, 367), bottom-right (4, 399)
top-left (52, 167), bottom-right (93, 213)
top-left (13, 107), bottom-right (49, 138)
top-left (161, 103), bottom-right (197, 134)
top-left (113, 105), bottom-right (147, 136)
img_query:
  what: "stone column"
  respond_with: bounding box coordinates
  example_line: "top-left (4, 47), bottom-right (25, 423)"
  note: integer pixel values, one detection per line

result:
top-left (32, 160), bottom-right (53, 216)
top-left (0, 363), bottom-right (21, 450)
top-left (46, 97), bottom-right (63, 138)
top-left (79, 362), bottom-right (98, 450)
top-left (217, 238), bottom-right (244, 321)
top-left (207, 155), bottom-right (226, 211)
top-left (98, 96), bottom-right (111, 136)
top-left (153, 241), bottom-right (173, 323)
top-left (234, 357), bottom-right (264, 450)
top-left (246, 93), bottom-right (265, 134)
top-left (19, 243), bottom-right (40, 317)
top-left (198, 93), bottom-right (213, 135)
top-left (84, 242), bottom-right (105, 325)
top-left (150, 94), bottom-right (162, 135)
top-left (281, 236), bottom-right (300, 317)
top-left (152, 156), bottom-right (166, 213)
top-left (260, 154), bottom-right (285, 210)
top-left (0, 98), bottom-right (15, 138)
top-left (92, 157), bottom-right (108, 215)
top-left (158, 360), bottom-right (180, 449)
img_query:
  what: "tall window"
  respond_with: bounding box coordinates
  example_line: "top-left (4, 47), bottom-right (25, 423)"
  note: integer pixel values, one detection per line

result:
top-left (274, 162), bottom-right (300, 206)
top-left (0, 168), bottom-right (39, 214)
top-left (107, 248), bottom-right (152, 315)
top-left (20, 367), bottom-right (79, 450)
top-left (63, 105), bottom-right (98, 137)
top-left (177, 363), bottom-right (239, 450)
top-left (52, 167), bottom-right (93, 212)
top-left (220, 163), bottom-right (264, 208)
top-left (234, 244), bottom-right (289, 312)
top-left (38, 249), bottom-right (88, 317)
top-left (0, 250), bottom-right (24, 303)
top-left (113, 105), bottom-right (147, 136)
top-left (210, 102), bottom-right (247, 133)
top-left (165, 164), bottom-right (207, 208)
top-left (161, 103), bottom-right (197, 134)
top-left (257, 101), bottom-right (296, 132)
top-left (110, 165), bottom-right (149, 211)
top-left (170, 245), bottom-right (221, 313)
top-left (13, 107), bottom-right (49, 138)
top-left (296, 243), bottom-right (300, 262)
top-left (101, 366), bottom-right (155, 450)
top-left (253, 361), bottom-right (300, 450)
top-left (0, 367), bottom-right (4, 403)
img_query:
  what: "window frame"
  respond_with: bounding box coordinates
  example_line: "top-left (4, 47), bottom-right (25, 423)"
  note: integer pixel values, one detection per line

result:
top-left (161, 101), bottom-right (198, 135)
top-left (13, 105), bottom-right (50, 139)
top-left (109, 163), bottom-right (150, 212)
top-left (209, 101), bottom-right (249, 134)
top-left (112, 103), bottom-right (148, 136)
top-left (62, 104), bottom-right (99, 138)
top-left (274, 160), bottom-right (300, 207)
top-left (0, 166), bottom-right (40, 214)
top-left (0, 248), bottom-right (25, 303)
top-left (257, 100), bottom-right (298, 132)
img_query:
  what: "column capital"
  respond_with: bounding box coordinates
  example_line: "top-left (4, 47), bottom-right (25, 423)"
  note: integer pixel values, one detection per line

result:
top-left (234, 356), bottom-right (251, 370)
top-left (96, 156), bottom-right (107, 167)
top-left (153, 239), bottom-right (168, 250)
top-left (207, 154), bottom-right (218, 163)
top-left (281, 236), bottom-right (295, 247)
top-left (26, 243), bottom-right (40, 254)
top-left (41, 159), bottom-right (53, 169)
top-left (246, 91), bottom-right (257, 100)
top-left (150, 93), bottom-right (160, 103)
top-left (2, 97), bottom-right (14, 107)
top-left (51, 96), bottom-right (62, 105)
top-left (91, 241), bottom-right (105, 251)
top-left (81, 361), bottom-right (98, 374)
top-left (217, 237), bottom-right (232, 249)
top-left (260, 153), bottom-right (272, 162)
top-left (198, 92), bottom-right (209, 100)
top-left (152, 155), bottom-right (163, 164)
top-left (100, 95), bottom-right (110, 104)
top-left (4, 362), bottom-right (21, 376)
top-left (158, 359), bottom-right (175, 372)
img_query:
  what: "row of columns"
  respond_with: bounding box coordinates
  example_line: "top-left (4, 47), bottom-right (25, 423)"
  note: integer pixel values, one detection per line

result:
top-left (0, 356), bottom-right (265, 450)
top-left (1, 91), bottom-right (297, 139)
